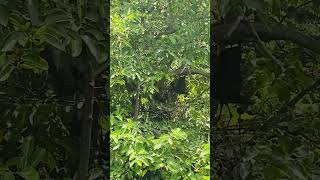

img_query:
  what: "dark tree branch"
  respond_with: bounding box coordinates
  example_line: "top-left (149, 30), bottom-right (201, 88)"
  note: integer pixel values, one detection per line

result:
top-left (263, 78), bottom-right (320, 129)
top-left (295, 0), bottom-right (313, 10)
top-left (286, 78), bottom-right (320, 107)
top-left (241, 17), bottom-right (285, 72)
top-left (77, 62), bottom-right (94, 180)
top-left (212, 23), bottom-right (320, 54)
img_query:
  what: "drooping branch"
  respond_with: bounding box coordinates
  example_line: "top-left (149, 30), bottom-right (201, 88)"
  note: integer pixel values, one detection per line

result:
top-left (245, 20), bottom-right (284, 72)
top-left (212, 23), bottom-right (320, 54)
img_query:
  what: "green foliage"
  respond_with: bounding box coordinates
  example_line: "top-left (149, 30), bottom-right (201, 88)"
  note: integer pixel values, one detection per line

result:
top-left (0, 136), bottom-right (46, 180)
top-left (111, 0), bottom-right (210, 178)
top-left (0, 0), bottom-right (108, 179)
top-left (110, 109), bottom-right (210, 179)
top-left (213, 0), bottom-right (320, 179)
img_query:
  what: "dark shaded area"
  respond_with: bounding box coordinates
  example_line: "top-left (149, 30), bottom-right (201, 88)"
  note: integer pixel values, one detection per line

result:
top-left (174, 76), bottom-right (188, 95)
top-left (213, 46), bottom-right (242, 104)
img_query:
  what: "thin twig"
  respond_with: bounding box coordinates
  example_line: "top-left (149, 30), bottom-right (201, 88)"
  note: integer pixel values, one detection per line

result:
top-left (244, 18), bottom-right (285, 72)
top-left (296, 0), bottom-right (313, 10)
top-left (226, 15), bottom-right (243, 38)
top-left (286, 78), bottom-right (320, 107)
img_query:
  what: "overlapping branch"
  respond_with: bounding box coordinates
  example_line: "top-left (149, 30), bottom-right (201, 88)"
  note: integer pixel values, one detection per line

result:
top-left (212, 23), bottom-right (320, 54)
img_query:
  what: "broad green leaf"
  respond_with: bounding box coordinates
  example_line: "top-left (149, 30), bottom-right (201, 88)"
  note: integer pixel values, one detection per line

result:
top-left (244, 0), bottom-right (264, 11)
top-left (77, 0), bottom-right (87, 21)
top-left (239, 163), bottom-right (248, 180)
top-left (45, 35), bottom-right (65, 52)
top-left (21, 136), bottom-right (34, 167)
top-left (278, 136), bottom-right (290, 154)
top-left (112, 144), bottom-right (120, 150)
top-left (17, 32), bottom-right (28, 47)
top-left (141, 170), bottom-right (148, 177)
top-left (153, 141), bottom-right (162, 150)
top-left (30, 148), bottom-right (46, 167)
top-left (44, 35), bottom-right (65, 52)
top-left (43, 152), bottom-right (56, 171)
top-left (85, 5), bottom-right (99, 22)
top-left (169, 36), bottom-right (176, 44)
top-left (34, 26), bottom-right (66, 51)
top-left (140, 158), bottom-right (149, 166)
top-left (202, 176), bottom-right (210, 180)
top-left (88, 168), bottom-right (103, 180)
top-left (70, 36), bottom-right (83, 57)
top-left (21, 54), bottom-right (48, 71)
top-left (0, 53), bottom-right (9, 68)
top-left (81, 35), bottom-right (99, 61)
top-left (1, 31), bottom-right (19, 52)
top-left (313, 0), bottom-right (320, 8)
top-left (136, 160), bottom-right (142, 166)
top-left (97, 0), bottom-right (106, 17)
top-left (8, 14), bottom-right (25, 30)
top-left (167, 137), bottom-right (173, 145)
top-left (0, 172), bottom-right (15, 180)
top-left (97, 45), bottom-right (108, 63)
top-left (27, 0), bottom-right (40, 26)
top-left (171, 128), bottom-right (187, 139)
top-left (241, 113), bottom-right (255, 120)
top-left (272, 80), bottom-right (290, 102)
top-left (219, 0), bottom-right (231, 17)
top-left (263, 166), bottom-right (289, 179)
top-left (287, 163), bottom-right (309, 180)
top-left (93, 61), bottom-right (107, 76)
top-left (44, 9), bottom-right (71, 25)
top-left (99, 114), bottom-right (110, 133)
top-left (0, 65), bottom-right (14, 81)
top-left (0, 5), bottom-right (8, 26)
top-left (6, 157), bottom-right (20, 167)
top-left (87, 29), bottom-right (104, 41)
top-left (129, 160), bottom-right (135, 167)
top-left (18, 167), bottom-right (40, 180)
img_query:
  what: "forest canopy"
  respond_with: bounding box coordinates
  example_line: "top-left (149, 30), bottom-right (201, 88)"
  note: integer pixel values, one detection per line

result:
top-left (111, 0), bottom-right (210, 179)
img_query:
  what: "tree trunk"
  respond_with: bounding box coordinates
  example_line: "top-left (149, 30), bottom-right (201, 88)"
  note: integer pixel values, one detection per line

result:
top-left (77, 62), bottom-right (95, 180)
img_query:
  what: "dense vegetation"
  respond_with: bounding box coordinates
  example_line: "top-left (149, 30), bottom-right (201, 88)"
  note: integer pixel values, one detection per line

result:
top-left (0, 0), bottom-right (108, 179)
top-left (110, 0), bottom-right (210, 179)
top-left (111, 0), bottom-right (320, 179)
top-left (0, 0), bottom-right (319, 179)
top-left (212, 0), bottom-right (320, 179)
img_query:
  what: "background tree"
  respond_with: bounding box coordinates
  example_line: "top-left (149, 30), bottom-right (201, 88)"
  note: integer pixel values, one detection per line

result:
top-left (0, 0), bottom-right (108, 179)
top-left (212, 0), bottom-right (320, 179)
